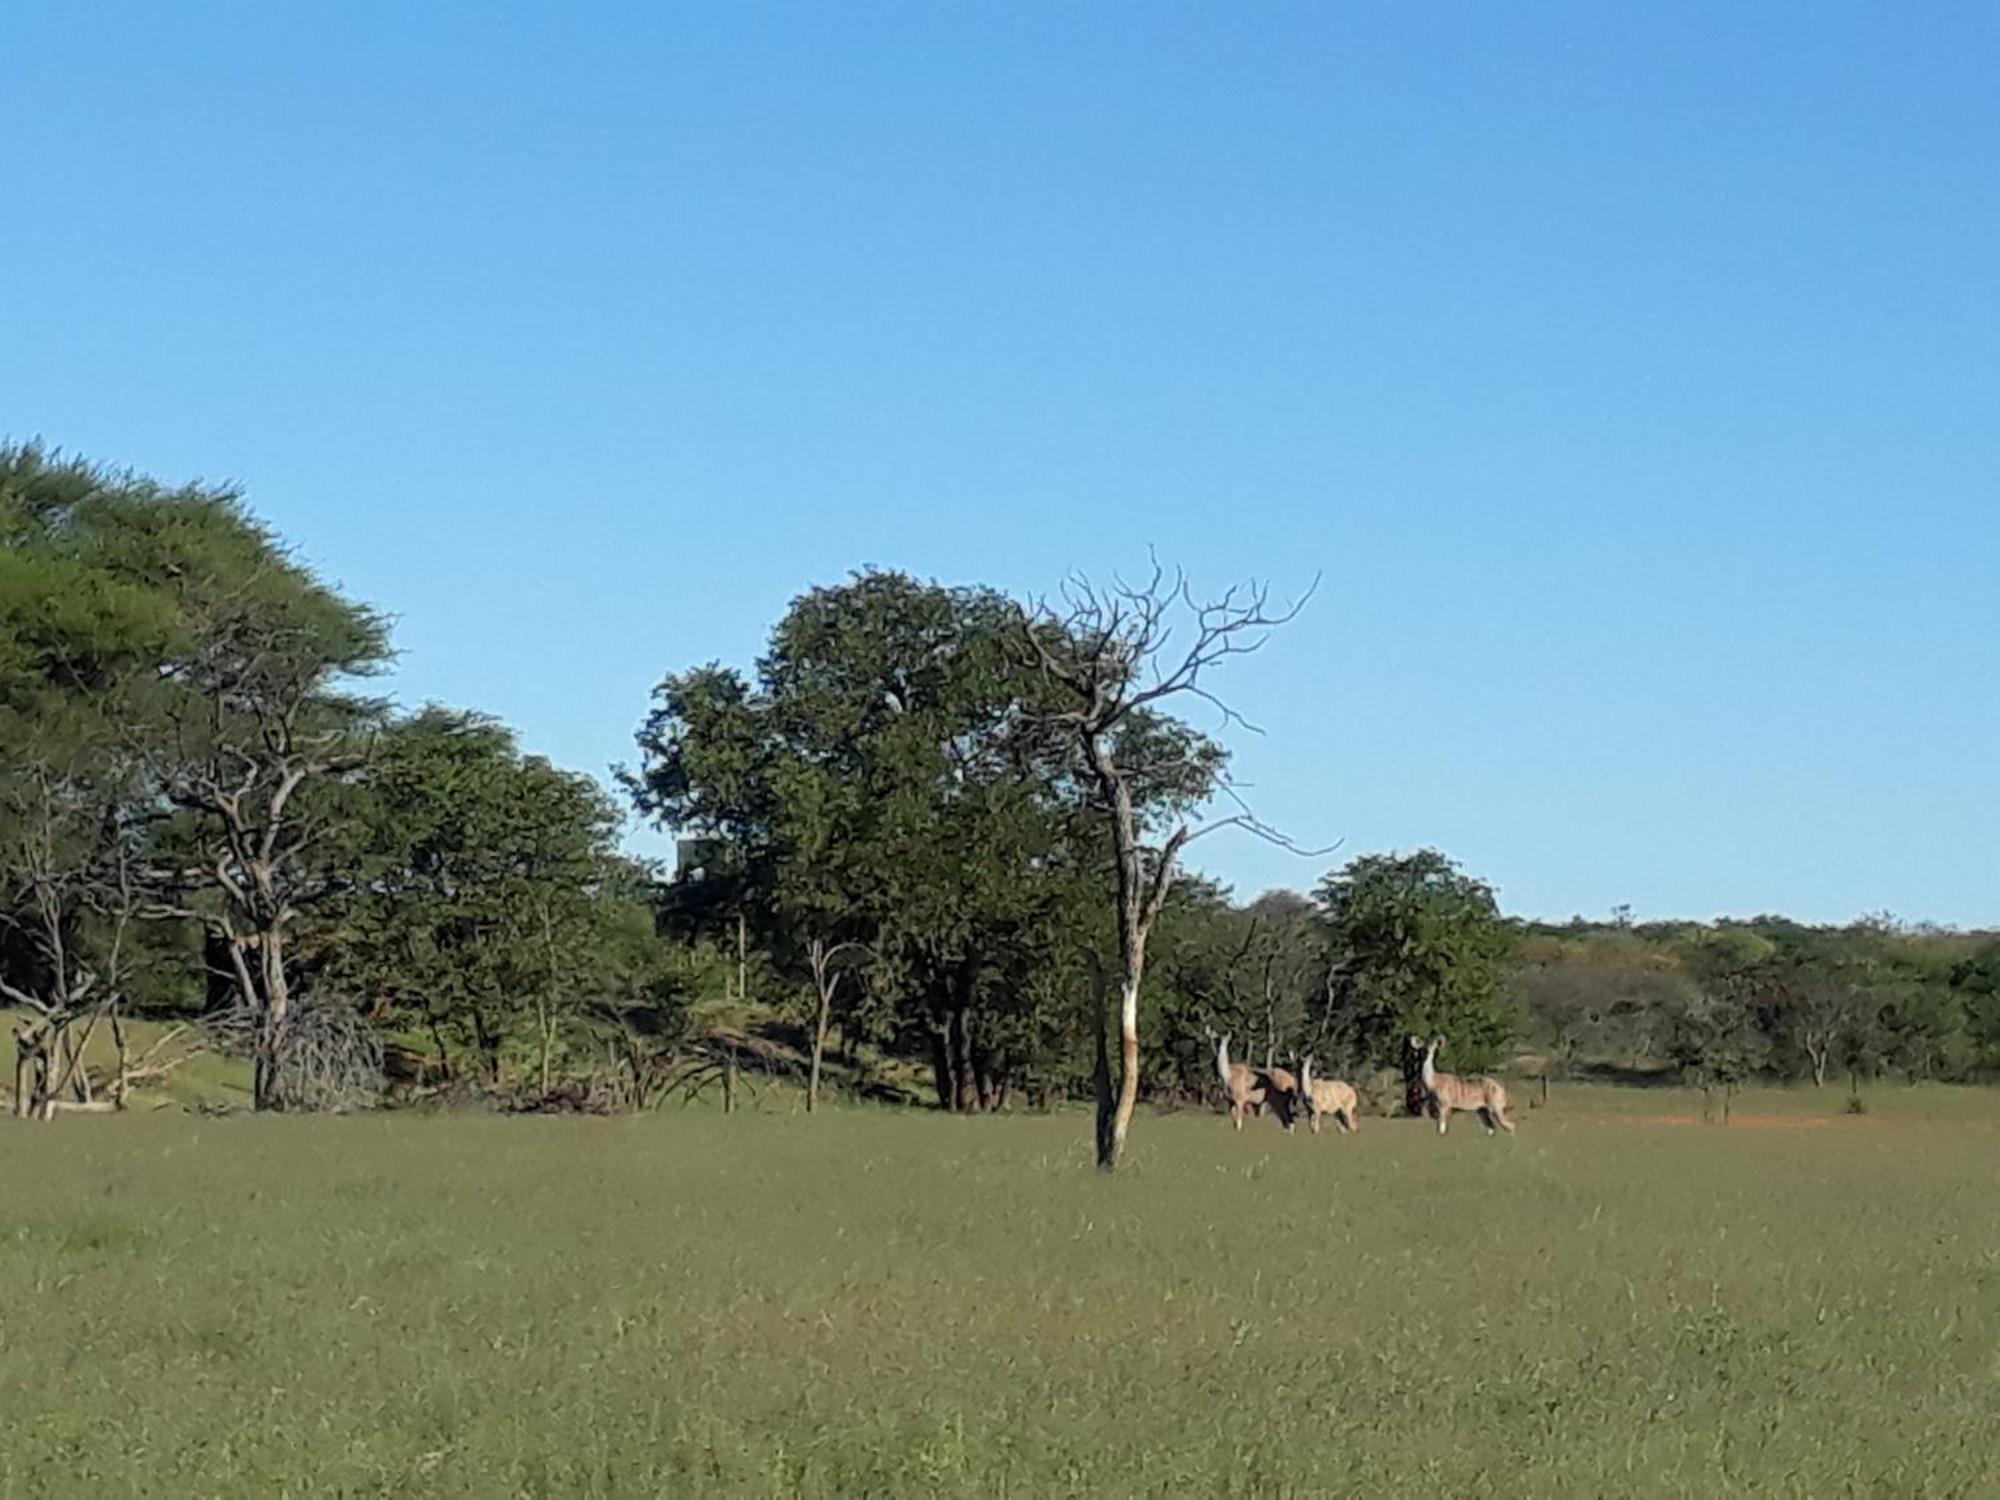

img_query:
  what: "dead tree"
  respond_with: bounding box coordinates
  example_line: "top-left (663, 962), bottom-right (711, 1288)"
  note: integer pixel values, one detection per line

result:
top-left (805, 938), bottom-right (870, 1115)
top-left (0, 756), bottom-right (145, 1120)
top-left (1016, 561), bottom-right (1318, 1170)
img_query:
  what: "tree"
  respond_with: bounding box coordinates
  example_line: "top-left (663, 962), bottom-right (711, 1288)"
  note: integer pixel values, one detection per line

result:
top-left (1015, 565), bottom-right (1310, 1170)
top-left (0, 450), bottom-right (246, 1111)
top-left (329, 708), bottom-right (635, 1092)
top-left (803, 937), bottom-right (869, 1113)
top-left (631, 572), bottom-right (1110, 1115)
top-left (59, 462), bottom-right (395, 1108)
top-left (1317, 849), bottom-right (1519, 1107)
top-left (1951, 943), bottom-right (2000, 1076)
top-left (1666, 976), bottom-right (1770, 1122)
top-left (1509, 959), bottom-right (1610, 1102)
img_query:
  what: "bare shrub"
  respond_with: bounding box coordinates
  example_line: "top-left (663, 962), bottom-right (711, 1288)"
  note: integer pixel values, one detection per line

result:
top-left (208, 999), bottom-right (383, 1112)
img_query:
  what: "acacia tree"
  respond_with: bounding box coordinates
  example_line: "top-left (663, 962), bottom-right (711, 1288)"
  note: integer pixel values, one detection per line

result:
top-left (1015, 566), bottom-right (1311, 1170)
top-left (0, 458), bottom-right (172, 1114)
top-left (129, 495), bottom-right (389, 1109)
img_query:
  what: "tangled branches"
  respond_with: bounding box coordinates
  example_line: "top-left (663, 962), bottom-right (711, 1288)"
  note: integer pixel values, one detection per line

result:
top-left (208, 1000), bottom-right (383, 1112)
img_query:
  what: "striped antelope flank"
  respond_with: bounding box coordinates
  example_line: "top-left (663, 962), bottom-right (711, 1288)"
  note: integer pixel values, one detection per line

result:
top-left (1298, 1054), bottom-right (1359, 1135)
top-left (1212, 1034), bottom-right (1303, 1131)
top-left (1419, 1034), bottom-right (1514, 1136)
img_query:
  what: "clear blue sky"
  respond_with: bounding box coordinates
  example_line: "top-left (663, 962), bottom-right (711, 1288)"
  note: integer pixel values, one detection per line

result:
top-left (5, 3), bottom-right (1995, 927)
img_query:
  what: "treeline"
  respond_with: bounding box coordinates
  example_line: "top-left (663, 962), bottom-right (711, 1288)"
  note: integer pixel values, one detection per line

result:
top-left (0, 447), bottom-right (682, 1116)
top-left (5, 446), bottom-right (1995, 1122)
top-left (1513, 913), bottom-right (2000, 1099)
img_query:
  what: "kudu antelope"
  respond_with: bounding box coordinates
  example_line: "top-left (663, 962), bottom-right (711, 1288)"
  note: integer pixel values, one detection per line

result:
top-left (1417, 1034), bottom-right (1513, 1136)
top-left (1213, 1033), bottom-right (1302, 1131)
top-left (1298, 1054), bottom-right (1359, 1135)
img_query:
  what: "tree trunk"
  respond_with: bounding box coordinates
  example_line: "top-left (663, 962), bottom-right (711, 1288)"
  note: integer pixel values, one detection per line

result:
top-left (15, 1029), bottom-right (44, 1119)
top-left (952, 1007), bottom-right (979, 1114)
top-left (252, 929), bottom-right (292, 1111)
top-left (1091, 968), bottom-right (1117, 1167)
top-left (537, 900), bottom-right (560, 1098)
top-left (734, 909), bottom-right (747, 1005)
top-left (722, 1048), bottom-right (738, 1115)
top-left (1809, 1046), bottom-right (1828, 1088)
top-left (807, 983), bottom-right (832, 1115)
top-left (1100, 973), bottom-right (1142, 1169)
top-left (929, 1023), bottom-right (955, 1111)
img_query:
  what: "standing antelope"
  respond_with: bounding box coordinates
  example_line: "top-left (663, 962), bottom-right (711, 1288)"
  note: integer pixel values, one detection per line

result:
top-left (1213, 1033), bottom-right (1302, 1131)
top-left (1419, 1034), bottom-right (1513, 1136)
top-left (1298, 1054), bottom-right (1359, 1135)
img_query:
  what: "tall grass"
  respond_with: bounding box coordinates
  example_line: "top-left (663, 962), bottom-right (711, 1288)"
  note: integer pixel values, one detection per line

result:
top-left (3, 1085), bottom-right (1997, 1495)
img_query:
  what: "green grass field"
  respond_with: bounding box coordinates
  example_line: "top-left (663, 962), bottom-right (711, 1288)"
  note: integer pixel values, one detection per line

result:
top-left (5, 1086), bottom-right (1999, 1496)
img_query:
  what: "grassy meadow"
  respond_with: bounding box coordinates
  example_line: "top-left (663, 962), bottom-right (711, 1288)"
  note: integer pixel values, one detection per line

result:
top-left (4, 1085), bottom-right (1999, 1497)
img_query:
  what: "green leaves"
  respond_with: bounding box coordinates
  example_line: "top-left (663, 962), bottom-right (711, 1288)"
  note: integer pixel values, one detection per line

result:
top-left (325, 707), bottom-right (645, 1076)
top-left (630, 570), bottom-right (1140, 1103)
top-left (1318, 849), bottom-right (1520, 1071)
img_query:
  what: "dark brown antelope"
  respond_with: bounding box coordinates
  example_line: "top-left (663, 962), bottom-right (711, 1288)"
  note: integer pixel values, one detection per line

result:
top-left (1419, 1034), bottom-right (1513, 1136)
top-left (1298, 1054), bottom-right (1359, 1135)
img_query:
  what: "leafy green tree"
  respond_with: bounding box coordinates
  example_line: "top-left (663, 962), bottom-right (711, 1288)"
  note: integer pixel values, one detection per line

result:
top-left (0, 449), bottom-right (216, 1110)
top-left (1665, 977), bottom-right (1771, 1122)
top-left (1951, 943), bottom-right (2000, 1074)
top-left (19, 453), bottom-right (397, 1108)
top-left (1318, 849), bottom-right (1519, 1097)
top-left (631, 571), bottom-right (1109, 1115)
top-left (329, 708), bottom-right (636, 1092)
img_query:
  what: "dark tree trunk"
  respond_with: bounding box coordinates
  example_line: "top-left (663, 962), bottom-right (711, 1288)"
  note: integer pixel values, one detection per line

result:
top-left (952, 1008), bottom-right (979, 1114)
top-left (929, 1021), bottom-right (957, 1111)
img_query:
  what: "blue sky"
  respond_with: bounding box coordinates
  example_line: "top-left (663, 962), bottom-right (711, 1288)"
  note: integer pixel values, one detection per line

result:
top-left (5, 3), bottom-right (1995, 926)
